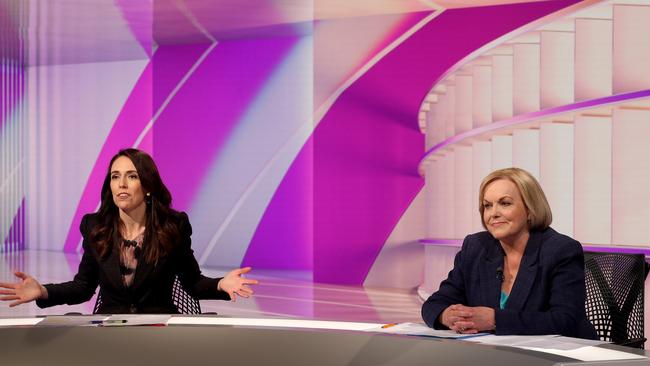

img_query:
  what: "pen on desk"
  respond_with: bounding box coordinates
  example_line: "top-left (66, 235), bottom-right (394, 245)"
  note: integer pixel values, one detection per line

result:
top-left (90, 319), bottom-right (128, 325)
top-left (381, 323), bottom-right (398, 329)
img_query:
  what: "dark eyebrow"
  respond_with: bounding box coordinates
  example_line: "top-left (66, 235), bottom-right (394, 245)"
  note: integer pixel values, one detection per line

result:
top-left (110, 170), bottom-right (138, 175)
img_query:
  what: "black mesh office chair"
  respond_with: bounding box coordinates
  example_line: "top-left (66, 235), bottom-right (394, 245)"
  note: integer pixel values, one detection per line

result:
top-left (584, 251), bottom-right (649, 349)
top-left (93, 275), bottom-right (202, 314)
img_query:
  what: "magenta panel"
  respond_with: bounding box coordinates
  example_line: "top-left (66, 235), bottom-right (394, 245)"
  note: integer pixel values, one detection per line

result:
top-left (151, 38), bottom-right (299, 212)
top-left (243, 139), bottom-right (314, 270)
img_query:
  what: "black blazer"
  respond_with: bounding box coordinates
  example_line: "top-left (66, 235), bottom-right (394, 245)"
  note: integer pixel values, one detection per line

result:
top-left (421, 228), bottom-right (598, 339)
top-left (37, 212), bottom-right (229, 313)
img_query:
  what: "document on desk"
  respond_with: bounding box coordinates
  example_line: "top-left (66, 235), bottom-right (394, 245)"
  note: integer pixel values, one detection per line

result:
top-left (372, 322), bottom-right (488, 339)
top-left (466, 334), bottom-right (606, 350)
top-left (37, 315), bottom-right (108, 327)
top-left (0, 317), bottom-right (44, 327)
top-left (467, 335), bottom-right (646, 362)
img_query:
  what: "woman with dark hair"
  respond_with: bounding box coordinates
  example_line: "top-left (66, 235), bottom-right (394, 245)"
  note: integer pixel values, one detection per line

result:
top-left (0, 148), bottom-right (258, 313)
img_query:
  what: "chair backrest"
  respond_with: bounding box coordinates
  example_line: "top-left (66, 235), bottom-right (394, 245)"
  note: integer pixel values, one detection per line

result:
top-left (584, 251), bottom-right (647, 348)
top-left (93, 275), bottom-right (202, 314)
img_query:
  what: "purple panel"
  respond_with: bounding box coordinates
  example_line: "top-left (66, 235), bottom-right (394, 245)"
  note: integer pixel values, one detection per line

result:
top-left (114, 0), bottom-right (153, 57)
top-left (243, 139), bottom-right (313, 270)
top-left (3, 198), bottom-right (25, 252)
top-left (152, 38), bottom-right (298, 212)
top-left (152, 44), bottom-right (211, 113)
top-left (251, 1), bottom-right (581, 285)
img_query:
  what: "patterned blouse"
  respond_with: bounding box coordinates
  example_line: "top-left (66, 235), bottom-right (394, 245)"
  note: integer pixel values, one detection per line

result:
top-left (119, 232), bottom-right (144, 287)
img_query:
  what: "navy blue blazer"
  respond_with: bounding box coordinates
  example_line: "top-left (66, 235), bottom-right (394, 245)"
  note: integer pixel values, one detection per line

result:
top-left (36, 212), bottom-right (230, 313)
top-left (421, 228), bottom-right (598, 339)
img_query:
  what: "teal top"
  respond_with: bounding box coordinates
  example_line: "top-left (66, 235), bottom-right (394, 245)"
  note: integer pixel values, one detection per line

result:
top-left (500, 291), bottom-right (509, 310)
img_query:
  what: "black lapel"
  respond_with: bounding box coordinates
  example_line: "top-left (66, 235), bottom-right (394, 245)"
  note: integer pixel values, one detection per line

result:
top-left (102, 242), bottom-right (126, 292)
top-left (504, 231), bottom-right (541, 310)
top-left (479, 236), bottom-right (504, 309)
top-left (131, 255), bottom-right (156, 292)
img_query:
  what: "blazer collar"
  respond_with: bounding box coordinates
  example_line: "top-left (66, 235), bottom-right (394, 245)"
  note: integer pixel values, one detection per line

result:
top-left (503, 230), bottom-right (543, 310)
top-left (131, 255), bottom-right (156, 291)
top-left (479, 230), bottom-right (543, 310)
top-left (102, 242), bottom-right (126, 292)
top-left (479, 237), bottom-right (505, 309)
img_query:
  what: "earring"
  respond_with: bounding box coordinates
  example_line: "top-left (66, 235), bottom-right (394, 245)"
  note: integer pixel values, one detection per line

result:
top-left (146, 192), bottom-right (152, 204)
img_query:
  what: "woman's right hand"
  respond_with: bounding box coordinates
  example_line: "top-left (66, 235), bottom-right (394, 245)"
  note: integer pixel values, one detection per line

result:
top-left (440, 304), bottom-right (473, 331)
top-left (0, 271), bottom-right (48, 307)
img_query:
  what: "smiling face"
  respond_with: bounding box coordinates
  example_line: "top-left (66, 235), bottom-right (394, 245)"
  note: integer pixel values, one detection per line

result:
top-left (109, 156), bottom-right (146, 214)
top-left (482, 178), bottom-right (529, 245)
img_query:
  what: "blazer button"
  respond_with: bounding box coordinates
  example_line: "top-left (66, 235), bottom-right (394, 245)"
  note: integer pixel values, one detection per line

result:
top-left (130, 304), bottom-right (137, 314)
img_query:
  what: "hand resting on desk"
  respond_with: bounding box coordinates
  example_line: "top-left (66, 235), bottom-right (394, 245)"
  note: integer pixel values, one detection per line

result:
top-left (440, 304), bottom-right (495, 334)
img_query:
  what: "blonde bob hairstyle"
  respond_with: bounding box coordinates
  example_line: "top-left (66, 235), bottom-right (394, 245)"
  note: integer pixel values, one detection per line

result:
top-left (478, 167), bottom-right (552, 231)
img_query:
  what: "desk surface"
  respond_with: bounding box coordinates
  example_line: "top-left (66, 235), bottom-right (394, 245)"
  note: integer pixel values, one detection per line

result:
top-left (1, 319), bottom-right (648, 366)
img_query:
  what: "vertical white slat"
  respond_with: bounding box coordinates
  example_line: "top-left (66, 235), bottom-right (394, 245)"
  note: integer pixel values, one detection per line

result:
top-left (442, 152), bottom-right (455, 239)
top-left (513, 43), bottom-right (541, 115)
top-left (540, 122), bottom-right (574, 237)
top-left (612, 108), bottom-right (650, 245)
top-left (613, 4), bottom-right (650, 94)
top-left (575, 18), bottom-right (612, 101)
top-left (492, 55), bottom-right (513, 121)
top-left (473, 65), bottom-right (492, 127)
top-left (512, 129), bottom-right (540, 179)
top-left (540, 31), bottom-right (575, 109)
top-left (445, 85), bottom-right (456, 138)
top-left (472, 141), bottom-right (492, 233)
top-left (454, 146), bottom-right (473, 238)
top-left (455, 75), bottom-right (473, 134)
top-left (491, 135), bottom-right (513, 170)
top-left (574, 115), bottom-right (612, 245)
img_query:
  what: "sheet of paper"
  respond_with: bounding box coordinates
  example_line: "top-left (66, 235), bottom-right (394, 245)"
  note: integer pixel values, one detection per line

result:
top-left (468, 334), bottom-right (644, 361)
top-left (37, 315), bottom-right (108, 327)
top-left (371, 322), bottom-right (488, 339)
top-left (0, 317), bottom-right (44, 327)
top-left (167, 317), bottom-right (382, 331)
top-left (467, 334), bottom-right (609, 350)
top-left (521, 345), bottom-right (646, 362)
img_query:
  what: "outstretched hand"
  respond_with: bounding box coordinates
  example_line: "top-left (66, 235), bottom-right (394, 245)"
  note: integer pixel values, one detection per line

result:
top-left (217, 267), bottom-right (259, 302)
top-left (0, 271), bottom-right (47, 307)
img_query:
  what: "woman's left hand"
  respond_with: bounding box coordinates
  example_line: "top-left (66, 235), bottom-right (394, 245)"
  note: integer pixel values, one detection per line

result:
top-left (217, 267), bottom-right (259, 302)
top-left (450, 305), bottom-right (495, 333)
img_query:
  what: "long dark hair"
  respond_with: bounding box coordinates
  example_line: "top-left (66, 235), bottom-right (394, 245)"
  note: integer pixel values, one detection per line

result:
top-left (91, 148), bottom-right (179, 263)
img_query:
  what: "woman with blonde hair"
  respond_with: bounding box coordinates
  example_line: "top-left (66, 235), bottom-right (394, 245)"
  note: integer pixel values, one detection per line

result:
top-left (422, 167), bottom-right (597, 339)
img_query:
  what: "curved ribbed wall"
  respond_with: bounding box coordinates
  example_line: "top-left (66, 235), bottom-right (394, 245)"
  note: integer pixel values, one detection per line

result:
top-left (418, 4), bottom-right (650, 342)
